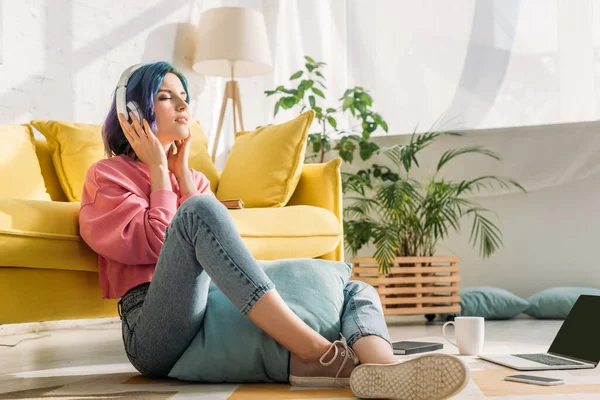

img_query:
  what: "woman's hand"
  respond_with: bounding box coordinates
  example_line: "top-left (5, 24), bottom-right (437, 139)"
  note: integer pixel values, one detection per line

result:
top-left (118, 112), bottom-right (167, 168)
top-left (167, 128), bottom-right (193, 180)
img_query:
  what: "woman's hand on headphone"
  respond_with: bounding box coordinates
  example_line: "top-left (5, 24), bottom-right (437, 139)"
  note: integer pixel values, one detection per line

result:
top-left (118, 112), bottom-right (167, 168)
top-left (167, 128), bottom-right (193, 180)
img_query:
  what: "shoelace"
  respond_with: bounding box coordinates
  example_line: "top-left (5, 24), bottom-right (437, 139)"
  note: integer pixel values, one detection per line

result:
top-left (319, 335), bottom-right (359, 387)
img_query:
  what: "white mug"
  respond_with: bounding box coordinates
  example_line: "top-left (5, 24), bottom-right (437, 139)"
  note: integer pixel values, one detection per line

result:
top-left (442, 316), bottom-right (485, 355)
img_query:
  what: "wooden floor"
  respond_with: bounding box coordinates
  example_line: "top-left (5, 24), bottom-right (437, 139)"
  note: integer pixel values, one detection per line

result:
top-left (0, 316), bottom-right (598, 399)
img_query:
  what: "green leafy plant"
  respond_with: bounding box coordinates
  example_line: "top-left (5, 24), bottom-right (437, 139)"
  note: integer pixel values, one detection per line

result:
top-left (265, 56), bottom-right (387, 163)
top-left (343, 131), bottom-right (526, 274)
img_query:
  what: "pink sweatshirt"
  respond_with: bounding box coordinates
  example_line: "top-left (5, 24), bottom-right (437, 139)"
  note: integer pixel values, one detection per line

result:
top-left (79, 155), bottom-right (214, 299)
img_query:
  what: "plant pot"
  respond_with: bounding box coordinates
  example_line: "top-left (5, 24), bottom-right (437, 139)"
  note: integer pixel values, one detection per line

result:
top-left (350, 256), bottom-right (462, 317)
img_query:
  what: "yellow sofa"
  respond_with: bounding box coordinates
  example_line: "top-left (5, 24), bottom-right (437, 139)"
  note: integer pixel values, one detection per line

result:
top-left (0, 125), bottom-right (344, 324)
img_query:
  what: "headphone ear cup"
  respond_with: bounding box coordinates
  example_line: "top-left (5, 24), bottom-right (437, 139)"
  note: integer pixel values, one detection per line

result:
top-left (126, 101), bottom-right (142, 124)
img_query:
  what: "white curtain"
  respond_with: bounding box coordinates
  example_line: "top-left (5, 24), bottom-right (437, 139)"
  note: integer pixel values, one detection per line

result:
top-left (347, 0), bottom-right (600, 135)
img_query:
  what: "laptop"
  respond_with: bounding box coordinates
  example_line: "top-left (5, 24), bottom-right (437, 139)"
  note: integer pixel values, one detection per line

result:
top-left (479, 295), bottom-right (600, 371)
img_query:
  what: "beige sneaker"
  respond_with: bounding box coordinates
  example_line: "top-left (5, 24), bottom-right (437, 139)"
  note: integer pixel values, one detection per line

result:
top-left (289, 336), bottom-right (360, 387)
top-left (349, 354), bottom-right (470, 400)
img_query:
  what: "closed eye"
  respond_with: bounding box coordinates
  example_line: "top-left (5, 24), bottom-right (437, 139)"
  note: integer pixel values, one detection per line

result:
top-left (158, 95), bottom-right (188, 104)
top-left (158, 89), bottom-right (186, 95)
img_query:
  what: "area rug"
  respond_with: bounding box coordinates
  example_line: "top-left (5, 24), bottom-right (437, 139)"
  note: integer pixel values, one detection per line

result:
top-left (1, 337), bottom-right (598, 399)
top-left (3, 368), bottom-right (599, 399)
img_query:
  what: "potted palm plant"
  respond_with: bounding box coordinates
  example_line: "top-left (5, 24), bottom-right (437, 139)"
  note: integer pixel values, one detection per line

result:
top-left (344, 131), bottom-right (525, 319)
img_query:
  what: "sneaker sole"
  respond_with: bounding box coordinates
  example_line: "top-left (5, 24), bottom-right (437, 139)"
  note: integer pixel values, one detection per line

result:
top-left (289, 375), bottom-right (350, 387)
top-left (349, 354), bottom-right (470, 400)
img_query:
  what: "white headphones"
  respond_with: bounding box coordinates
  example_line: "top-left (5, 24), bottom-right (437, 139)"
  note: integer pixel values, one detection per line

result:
top-left (116, 63), bottom-right (145, 123)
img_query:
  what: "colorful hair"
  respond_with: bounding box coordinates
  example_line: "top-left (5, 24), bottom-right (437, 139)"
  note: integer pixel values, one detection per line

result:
top-left (102, 61), bottom-right (190, 158)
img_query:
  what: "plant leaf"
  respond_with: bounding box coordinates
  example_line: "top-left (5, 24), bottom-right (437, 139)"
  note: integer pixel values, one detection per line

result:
top-left (373, 226), bottom-right (399, 274)
top-left (311, 87), bottom-right (326, 98)
top-left (466, 209), bottom-right (503, 258)
top-left (437, 146), bottom-right (500, 172)
top-left (327, 116), bottom-right (337, 129)
top-left (281, 96), bottom-right (297, 109)
top-left (457, 176), bottom-right (526, 195)
top-left (342, 97), bottom-right (354, 110)
top-left (380, 120), bottom-right (388, 132)
top-left (289, 71), bottom-right (303, 80)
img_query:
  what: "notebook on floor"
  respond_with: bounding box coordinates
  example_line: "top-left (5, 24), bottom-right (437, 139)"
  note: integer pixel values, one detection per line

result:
top-left (479, 295), bottom-right (600, 371)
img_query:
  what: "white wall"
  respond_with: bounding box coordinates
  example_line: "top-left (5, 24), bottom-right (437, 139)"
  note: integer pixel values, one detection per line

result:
top-left (342, 120), bottom-right (600, 298)
top-left (0, 0), bottom-right (279, 171)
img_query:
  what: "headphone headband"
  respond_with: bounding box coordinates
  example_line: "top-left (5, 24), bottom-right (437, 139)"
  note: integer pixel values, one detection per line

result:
top-left (116, 63), bottom-right (145, 120)
top-left (117, 63), bottom-right (144, 88)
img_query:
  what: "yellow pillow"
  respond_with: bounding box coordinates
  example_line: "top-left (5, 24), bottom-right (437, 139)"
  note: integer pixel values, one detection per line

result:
top-left (31, 120), bottom-right (219, 201)
top-left (31, 121), bottom-right (105, 201)
top-left (188, 121), bottom-right (219, 193)
top-left (0, 124), bottom-right (51, 201)
top-left (216, 110), bottom-right (314, 208)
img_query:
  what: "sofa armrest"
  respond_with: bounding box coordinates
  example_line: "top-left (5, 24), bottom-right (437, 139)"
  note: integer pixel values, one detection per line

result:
top-left (0, 197), bottom-right (81, 238)
top-left (287, 158), bottom-right (343, 261)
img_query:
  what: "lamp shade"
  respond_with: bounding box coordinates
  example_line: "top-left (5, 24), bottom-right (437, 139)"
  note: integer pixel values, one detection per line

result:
top-left (193, 7), bottom-right (272, 78)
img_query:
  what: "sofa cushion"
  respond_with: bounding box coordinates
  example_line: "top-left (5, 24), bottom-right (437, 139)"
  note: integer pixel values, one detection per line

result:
top-left (34, 138), bottom-right (69, 201)
top-left (0, 198), bottom-right (98, 272)
top-left (229, 205), bottom-right (342, 259)
top-left (0, 199), bottom-right (341, 272)
top-left (169, 258), bottom-right (351, 382)
top-left (0, 125), bottom-right (51, 201)
top-left (30, 120), bottom-right (218, 201)
top-left (187, 121), bottom-right (220, 193)
top-left (216, 110), bottom-right (314, 208)
top-left (30, 121), bottom-right (105, 201)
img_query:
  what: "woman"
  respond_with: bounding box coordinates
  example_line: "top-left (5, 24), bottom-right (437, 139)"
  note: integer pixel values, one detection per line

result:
top-left (79, 61), bottom-right (469, 400)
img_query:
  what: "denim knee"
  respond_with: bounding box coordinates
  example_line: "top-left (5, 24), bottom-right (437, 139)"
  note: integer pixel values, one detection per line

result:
top-left (342, 280), bottom-right (391, 348)
top-left (175, 195), bottom-right (225, 227)
top-left (178, 194), bottom-right (221, 216)
top-left (345, 280), bottom-right (377, 297)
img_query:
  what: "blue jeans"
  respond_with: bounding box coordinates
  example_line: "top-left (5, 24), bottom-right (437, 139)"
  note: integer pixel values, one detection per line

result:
top-left (119, 195), bottom-right (391, 378)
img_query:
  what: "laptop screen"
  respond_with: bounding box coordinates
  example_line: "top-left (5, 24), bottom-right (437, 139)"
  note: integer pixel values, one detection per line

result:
top-left (548, 295), bottom-right (600, 364)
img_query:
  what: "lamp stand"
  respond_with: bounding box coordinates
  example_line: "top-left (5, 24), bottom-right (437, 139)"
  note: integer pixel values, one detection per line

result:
top-left (211, 66), bottom-right (245, 162)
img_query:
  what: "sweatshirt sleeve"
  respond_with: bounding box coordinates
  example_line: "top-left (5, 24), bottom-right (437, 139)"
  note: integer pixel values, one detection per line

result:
top-left (79, 163), bottom-right (177, 265)
top-left (178, 168), bottom-right (216, 206)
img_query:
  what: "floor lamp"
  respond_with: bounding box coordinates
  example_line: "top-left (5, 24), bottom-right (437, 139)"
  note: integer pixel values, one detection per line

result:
top-left (193, 7), bottom-right (273, 162)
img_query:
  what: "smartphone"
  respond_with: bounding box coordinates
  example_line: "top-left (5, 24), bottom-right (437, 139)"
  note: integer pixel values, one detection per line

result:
top-left (504, 374), bottom-right (564, 386)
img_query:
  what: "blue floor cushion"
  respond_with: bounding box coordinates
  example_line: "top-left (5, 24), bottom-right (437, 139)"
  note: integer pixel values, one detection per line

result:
top-left (459, 286), bottom-right (530, 320)
top-left (526, 286), bottom-right (600, 319)
top-left (169, 258), bottom-right (351, 383)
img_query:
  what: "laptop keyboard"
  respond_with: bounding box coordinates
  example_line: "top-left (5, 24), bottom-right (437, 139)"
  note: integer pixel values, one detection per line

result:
top-left (513, 353), bottom-right (583, 366)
